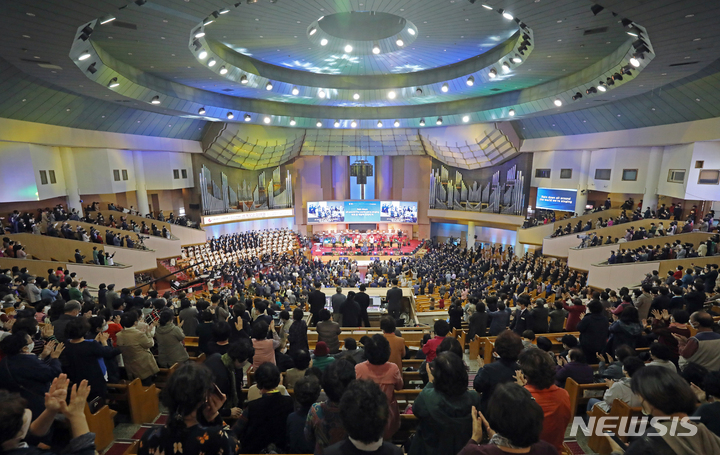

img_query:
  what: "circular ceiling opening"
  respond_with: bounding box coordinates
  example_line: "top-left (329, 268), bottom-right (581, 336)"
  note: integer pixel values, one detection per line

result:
top-left (319, 11), bottom-right (407, 41)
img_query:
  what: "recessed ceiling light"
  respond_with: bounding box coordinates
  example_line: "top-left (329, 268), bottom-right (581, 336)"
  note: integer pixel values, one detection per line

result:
top-left (244, 114), bottom-right (251, 122)
top-left (372, 44), bottom-right (381, 54)
top-left (291, 86), bottom-right (300, 95)
top-left (290, 118), bottom-right (296, 126)
top-left (320, 38), bottom-right (328, 46)
top-left (219, 66), bottom-right (228, 75)
top-left (266, 81), bottom-right (273, 90)
top-left (203, 17), bottom-right (214, 26)
top-left (436, 117), bottom-right (443, 125)
top-left (151, 96), bottom-right (161, 104)
top-left (394, 120), bottom-right (400, 127)
top-left (240, 75), bottom-right (248, 84)
top-left (685, 14), bottom-right (694, 18)
top-left (597, 83), bottom-right (607, 92)
top-left (419, 119), bottom-right (426, 126)
top-left (309, 27), bottom-right (317, 36)
top-left (408, 28), bottom-right (416, 35)
top-left (388, 91), bottom-right (397, 99)
top-left (208, 58), bottom-right (216, 67)
top-left (351, 120), bottom-right (357, 128)
top-left (100, 15), bottom-right (116, 25)
top-left (219, 8), bottom-right (229, 14)
top-left (263, 117), bottom-right (271, 124)
top-left (26, 12), bottom-right (35, 17)
top-left (501, 10), bottom-right (513, 20)
top-left (344, 44), bottom-right (353, 52)
top-left (194, 31), bottom-right (205, 38)
top-left (22, 35), bottom-right (30, 38)
top-left (489, 68), bottom-right (497, 78)
top-left (78, 51), bottom-right (91, 61)
top-left (198, 107), bottom-right (206, 115)
top-left (396, 38), bottom-right (404, 46)
top-left (441, 83), bottom-right (449, 92)
top-left (377, 120), bottom-right (383, 128)
top-left (553, 99), bottom-right (562, 107)
top-left (629, 56), bottom-right (641, 67)
top-left (334, 120), bottom-right (340, 127)
top-left (198, 50), bottom-right (208, 59)
top-left (481, 4), bottom-right (493, 10)
top-left (512, 55), bottom-right (522, 63)
top-left (108, 77), bottom-right (120, 88)
top-left (227, 112), bottom-right (234, 119)
top-left (466, 76), bottom-right (475, 86)
top-left (353, 93), bottom-right (360, 100)
top-left (416, 87), bottom-right (423, 95)
top-left (508, 109), bottom-right (515, 117)
top-left (462, 115), bottom-right (470, 123)
top-left (318, 89), bottom-right (326, 98)
top-left (316, 121), bottom-right (323, 127)
top-left (502, 62), bottom-right (511, 72)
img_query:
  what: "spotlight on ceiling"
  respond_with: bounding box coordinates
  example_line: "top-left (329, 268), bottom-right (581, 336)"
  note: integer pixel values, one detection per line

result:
top-left (462, 115), bottom-right (470, 123)
top-left (590, 4), bottom-right (604, 15)
top-left (394, 120), bottom-right (400, 127)
top-left (553, 99), bottom-right (563, 107)
top-left (219, 8), bottom-right (229, 14)
top-left (466, 76), bottom-right (475, 86)
top-left (150, 95), bottom-right (161, 104)
top-left (626, 27), bottom-right (641, 37)
top-left (240, 75), bottom-right (248, 84)
top-left (78, 51), bottom-right (91, 61)
top-left (586, 87), bottom-right (598, 95)
top-left (353, 93), bottom-right (360, 100)
top-left (502, 61), bottom-right (511, 72)
top-left (320, 38), bottom-right (328, 46)
top-left (441, 83), bottom-right (449, 92)
top-left (219, 66), bottom-right (228, 75)
top-left (198, 50), bottom-right (208, 59)
top-left (481, 4), bottom-right (493, 10)
top-left (416, 87), bottom-right (423, 95)
top-left (318, 89), bottom-right (326, 98)
top-left (316, 121), bottom-right (322, 127)
top-left (512, 55), bottom-right (523, 63)
top-left (207, 58), bottom-right (216, 67)
top-left (227, 112), bottom-right (234, 119)
top-left (388, 91), bottom-right (397, 99)
top-left (203, 17), bottom-right (214, 26)
top-left (489, 68), bottom-right (497, 78)
top-left (500, 9), bottom-right (513, 20)
top-left (351, 120), bottom-right (357, 128)
top-left (571, 92), bottom-right (583, 101)
top-left (291, 86), bottom-right (300, 95)
top-left (244, 114), bottom-right (251, 122)
top-left (107, 77), bottom-right (119, 88)
top-left (334, 120), bottom-right (340, 127)
top-left (508, 109), bottom-right (516, 117)
top-left (436, 117), bottom-right (443, 125)
top-left (372, 44), bottom-right (381, 54)
top-left (419, 119), bottom-right (426, 126)
top-left (78, 25), bottom-right (94, 41)
top-left (194, 30), bottom-right (206, 38)
top-left (597, 82), bottom-right (607, 92)
top-left (309, 27), bottom-right (317, 36)
top-left (629, 54), bottom-right (642, 67)
top-left (265, 81), bottom-right (273, 90)
top-left (86, 62), bottom-right (97, 74)
top-left (612, 72), bottom-right (623, 81)
top-left (289, 118), bottom-right (296, 126)
top-left (344, 44), bottom-right (353, 53)
top-left (408, 28), bottom-right (416, 35)
top-left (100, 15), bottom-right (116, 25)
top-left (396, 38), bottom-right (404, 46)
top-left (633, 40), bottom-right (650, 54)
top-left (377, 120), bottom-right (383, 128)
top-left (263, 117), bottom-right (271, 124)
top-left (196, 107), bottom-right (205, 115)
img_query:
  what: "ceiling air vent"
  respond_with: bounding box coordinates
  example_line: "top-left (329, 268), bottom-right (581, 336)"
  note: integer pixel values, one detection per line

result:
top-left (583, 27), bottom-right (608, 35)
top-left (112, 21), bottom-right (138, 30)
top-left (669, 61), bottom-right (699, 67)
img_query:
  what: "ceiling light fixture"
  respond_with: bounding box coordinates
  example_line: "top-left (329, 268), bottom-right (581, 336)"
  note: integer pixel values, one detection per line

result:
top-left (419, 119), bottom-right (426, 126)
top-left (626, 26), bottom-right (641, 37)
top-left (316, 121), bottom-right (323, 127)
top-left (198, 107), bottom-right (206, 115)
top-left (372, 44), bottom-right (381, 54)
top-left (203, 17), bottom-right (214, 26)
top-left (466, 76), bottom-right (475, 86)
top-left (291, 86), bottom-right (300, 95)
top-left (208, 58), bottom-right (216, 67)
top-left (512, 55), bottom-right (522, 63)
top-left (244, 114), bottom-right (251, 121)
top-left (500, 9), bottom-right (513, 20)
top-left (318, 89), bottom-right (326, 98)
top-left (482, 4), bottom-right (493, 10)
top-left (396, 38), bottom-right (404, 46)
top-left (100, 15), bottom-right (116, 25)
top-left (265, 81), bottom-right (273, 90)
top-left (78, 51), bottom-right (91, 61)
top-left (502, 61), bottom-right (511, 72)
top-left (394, 120), bottom-right (400, 127)
top-left (597, 82), bottom-right (607, 92)
top-left (553, 99), bottom-right (563, 107)
top-left (462, 115), bottom-right (470, 123)
top-left (416, 87), bottom-right (423, 95)
top-left (107, 77), bottom-right (119, 88)
top-left (377, 120), bottom-right (383, 128)
top-left (388, 91), bottom-right (397, 99)
top-left (629, 55), bottom-right (641, 67)
top-left (240, 75), bottom-right (248, 84)
top-left (194, 31), bottom-right (206, 38)
top-left (489, 68), bottom-right (497, 78)
top-left (334, 120), bottom-right (340, 127)
top-left (351, 120), bottom-right (357, 128)
top-left (263, 117), bottom-right (271, 124)
top-left (219, 8), bottom-right (229, 14)
top-left (320, 38), bottom-right (328, 46)
top-left (508, 109), bottom-right (516, 117)
top-left (408, 28), bottom-right (416, 35)
top-left (309, 27), bottom-right (317, 36)
top-left (289, 118), bottom-right (296, 126)
top-left (344, 45), bottom-right (354, 53)
top-left (572, 92), bottom-right (583, 100)
top-left (151, 95), bottom-right (161, 104)
top-left (198, 50), bottom-right (208, 59)
top-left (436, 117), bottom-right (443, 125)
top-left (353, 93), bottom-right (360, 100)
top-left (441, 83), bottom-right (449, 92)
top-left (219, 66), bottom-right (228, 75)
top-left (227, 112), bottom-right (234, 119)
top-left (86, 62), bottom-right (98, 74)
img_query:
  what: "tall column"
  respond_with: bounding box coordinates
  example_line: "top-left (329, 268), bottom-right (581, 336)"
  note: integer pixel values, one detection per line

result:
top-left (331, 156), bottom-right (350, 200)
top-left (467, 221), bottom-right (476, 250)
top-left (376, 155), bottom-right (393, 200)
top-left (574, 150), bottom-right (592, 215)
top-left (59, 147), bottom-right (83, 214)
top-left (133, 150), bottom-right (150, 216)
top-left (642, 147), bottom-right (663, 212)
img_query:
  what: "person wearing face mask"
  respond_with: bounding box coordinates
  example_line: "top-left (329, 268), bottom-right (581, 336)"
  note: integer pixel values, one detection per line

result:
top-left (0, 331), bottom-right (64, 419)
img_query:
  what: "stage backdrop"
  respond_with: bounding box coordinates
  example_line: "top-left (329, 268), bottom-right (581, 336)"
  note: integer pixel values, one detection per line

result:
top-left (307, 200), bottom-right (418, 224)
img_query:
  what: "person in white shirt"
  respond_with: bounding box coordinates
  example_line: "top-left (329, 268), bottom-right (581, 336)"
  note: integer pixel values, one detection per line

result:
top-left (646, 343), bottom-right (678, 373)
top-left (588, 356), bottom-right (645, 414)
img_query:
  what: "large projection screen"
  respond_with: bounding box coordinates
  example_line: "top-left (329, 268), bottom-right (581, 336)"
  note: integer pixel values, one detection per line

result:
top-left (535, 188), bottom-right (578, 212)
top-left (307, 200), bottom-right (418, 224)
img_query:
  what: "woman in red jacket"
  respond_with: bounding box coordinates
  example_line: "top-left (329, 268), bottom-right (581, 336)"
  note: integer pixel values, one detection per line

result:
top-left (562, 297), bottom-right (586, 332)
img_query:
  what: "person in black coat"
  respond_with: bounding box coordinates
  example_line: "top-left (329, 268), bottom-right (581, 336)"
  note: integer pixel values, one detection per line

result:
top-left (205, 340), bottom-right (254, 419)
top-left (448, 303), bottom-right (464, 330)
top-left (385, 280), bottom-right (403, 320)
top-left (341, 292), bottom-right (361, 327)
top-left (467, 302), bottom-right (488, 341)
top-left (308, 282), bottom-right (326, 326)
top-left (576, 300), bottom-right (610, 361)
top-left (473, 330), bottom-right (523, 414)
top-left (510, 297), bottom-right (534, 335)
top-left (355, 285), bottom-right (371, 327)
top-left (530, 298), bottom-right (549, 334)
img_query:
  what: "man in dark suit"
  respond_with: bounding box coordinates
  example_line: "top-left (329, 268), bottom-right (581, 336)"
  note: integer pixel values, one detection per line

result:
top-left (386, 279), bottom-right (403, 320)
top-left (308, 282), bottom-right (326, 326)
top-left (355, 284), bottom-right (371, 327)
top-left (510, 296), bottom-right (534, 335)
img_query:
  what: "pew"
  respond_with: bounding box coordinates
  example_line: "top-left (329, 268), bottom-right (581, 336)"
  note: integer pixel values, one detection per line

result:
top-left (123, 441), bottom-right (140, 455)
top-left (402, 371), bottom-right (423, 386)
top-left (565, 377), bottom-right (608, 416)
top-left (107, 378), bottom-right (161, 424)
top-left (84, 402), bottom-right (117, 452)
top-left (586, 399), bottom-right (643, 454)
top-left (155, 363), bottom-right (179, 388)
top-left (189, 352), bottom-right (206, 363)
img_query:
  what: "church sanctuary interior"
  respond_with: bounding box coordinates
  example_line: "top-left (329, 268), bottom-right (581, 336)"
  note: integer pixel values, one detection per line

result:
top-left (2, 0), bottom-right (720, 454)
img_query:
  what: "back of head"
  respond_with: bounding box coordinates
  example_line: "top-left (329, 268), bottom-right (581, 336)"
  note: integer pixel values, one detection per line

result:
top-left (212, 321), bottom-right (231, 342)
top-left (622, 356), bottom-right (645, 378)
top-left (227, 338), bottom-right (255, 364)
top-left (0, 390), bottom-right (27, 448)
top-left (380, 315), bottom-right (396, 334)
top-left (615, 345), bottom-right (637, 362)
top-left (519, 348), bottom-right (556, 389)
top-left (255, 362), bottom-right (281, 390)
top-left (536, 336), bottom-right (552, 352)
top-left (159, 309), bottom-right (174, 326)
top-left (433, 319), bottom-right (450, 337)
top-left (340, 380), bottom-right (389, 444)
top-left (251, 320), bottom-right (269, 340)
top-left (294, 376), bottom-right (321, 409)
top-left (568, 348), bottom-right (587, 364)
top-left (161, 363), bottom-right (213, 431)
top-left (120, 311), bottom-right (138, 328)
top-left (486, 382), bottom-right (544, 448)
top-left (631, 366), bottom-right (696, 416)
top-left (561, 334), bottom-right (579, 348)
top-left (322, 359), bottom-right (356, 402)
top-left (293, 350), bottom-right (312, 370)
top-left (437, 337), bottom-right (463, 358)
top-left (64, 300), bottom-right (81, 314)
top-left (494, 330), bottom-right (523, 361)
top-left (364, 334), bottom-right (390, 365)
top-left (65, 316), bottom-right (90, 340)
top-left (430, 351), bottom-right (468, 398)
top-left (293, 308), bottom-right (304, 321)
top-left (319, 309), bottom-right (331, 322)
top-left (649, 343), bottom-right (673, 361)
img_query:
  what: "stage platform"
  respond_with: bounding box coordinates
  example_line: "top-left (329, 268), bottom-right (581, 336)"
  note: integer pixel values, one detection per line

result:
top-left (311, 239), bottom-right (421, 261)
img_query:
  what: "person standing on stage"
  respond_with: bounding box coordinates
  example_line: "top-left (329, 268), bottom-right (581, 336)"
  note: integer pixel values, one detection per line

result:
top-left (308, 282), bottom-right (327, 327)
top-left (386, 279), bottom-right (403, 321)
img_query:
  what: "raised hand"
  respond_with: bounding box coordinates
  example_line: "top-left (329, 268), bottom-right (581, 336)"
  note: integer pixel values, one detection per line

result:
top-left (513, 370), bottom-right (527, 387)
top-left (95, 332), bottom-right (109, 344)
top-left (41, 323), bottom-right (54, 339)
top-left (235, 318), bottom-right (243, 331)
top-left (50, 342), bottom-right (65, 359)
top-left (45, 374), bottom-right (70, 413)
top-left (64, 380), bottom-right (91, 418)
top-left (41, 340), bottom-right (57, 359)
top-left (651, 309), bottom-right (662, 320)
top-left (661, 309), bottom-right (670, 320)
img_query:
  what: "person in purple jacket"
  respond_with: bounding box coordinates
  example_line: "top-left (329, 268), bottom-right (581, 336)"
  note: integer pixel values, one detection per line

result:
top-left (555, 348), bottom-right (594, 387)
